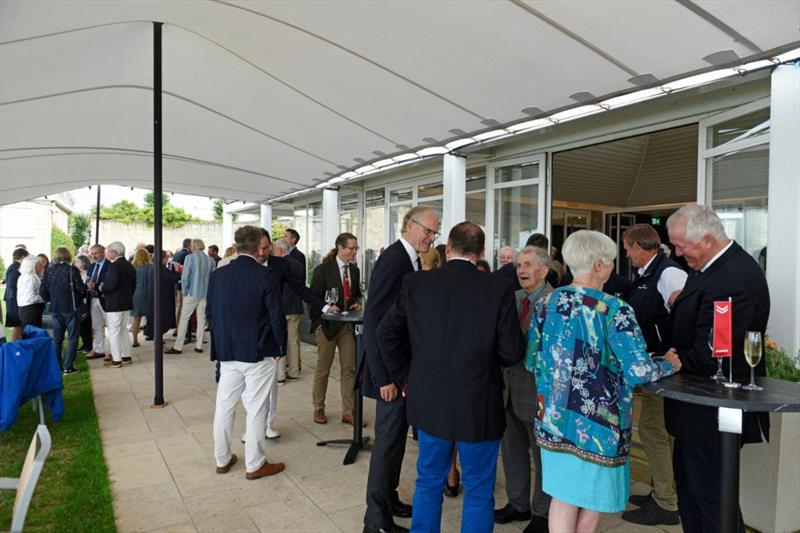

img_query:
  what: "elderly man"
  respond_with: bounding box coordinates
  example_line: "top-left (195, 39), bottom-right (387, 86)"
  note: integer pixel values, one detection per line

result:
top-left (621, 224), bottom-right (686, 526)
top-left (362, 205), bottom-right (441, 533)
top-left (498, 246), bottom-right (516, 266)
top-left (85, 244), bottom-right (109, 359)
top-left (495, 246), bottom-right (552, 533)
top-left (379, 222), bottom-right (524, 533)
top-left (100, 242), bottom-right (136, 368)
top-left (207, 225), bottom-right (286, 479)
top-left (665, 204), bottom-right (770, 533)
top-left (166, 239), bottom-right (216, 354)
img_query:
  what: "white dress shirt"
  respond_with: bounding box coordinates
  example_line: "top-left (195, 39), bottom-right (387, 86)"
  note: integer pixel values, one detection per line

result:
top-left (399, 237), bottom-right (420, 271)
top-left (17, 272), bottom-right (44, 306)
top-left (700, 240), bottom-right (734, 273)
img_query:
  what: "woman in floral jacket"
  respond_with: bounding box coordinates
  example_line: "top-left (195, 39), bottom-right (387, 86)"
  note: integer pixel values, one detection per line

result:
top-left (525, 230), bottom-right (681, 532)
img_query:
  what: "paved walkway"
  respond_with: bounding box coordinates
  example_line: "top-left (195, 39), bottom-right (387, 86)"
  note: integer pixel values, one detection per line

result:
top-left (88, 335), bottom-right (681, 533)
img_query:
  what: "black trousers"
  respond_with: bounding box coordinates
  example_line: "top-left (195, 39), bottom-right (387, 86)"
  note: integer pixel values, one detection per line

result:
top-left (364, 396), bottom-right (408, 529)
top-left (673, 439), bottom-right (745, 533)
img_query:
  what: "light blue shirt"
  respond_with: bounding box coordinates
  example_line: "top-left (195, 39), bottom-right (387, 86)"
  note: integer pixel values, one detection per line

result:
top-left (182, 251), bottom-right (216, 298)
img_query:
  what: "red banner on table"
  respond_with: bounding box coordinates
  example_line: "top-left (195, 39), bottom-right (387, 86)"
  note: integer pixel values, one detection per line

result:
top-left (712, 300), bottom-right (733, 358)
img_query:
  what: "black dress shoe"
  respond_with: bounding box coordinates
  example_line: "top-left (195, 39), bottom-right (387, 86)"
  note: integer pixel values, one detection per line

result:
top-left (523, 515), bottom-right (549, 533)
top-left (621, 500), bottom-right (680, 526)
top-left (391, 499), bottom-right (412, 518)
top-left (363, 525), bottom-right (409, 533)
top-left (629, 492), bottom-right (654, 507)
top-left (494, 503), bottom-right (531, 524)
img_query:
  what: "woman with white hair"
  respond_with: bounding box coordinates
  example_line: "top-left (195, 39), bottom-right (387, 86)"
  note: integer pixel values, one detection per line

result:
top-left (524, 230), bottom-right (681, 532)
top-left (17, 255), bottom-right (45, 328)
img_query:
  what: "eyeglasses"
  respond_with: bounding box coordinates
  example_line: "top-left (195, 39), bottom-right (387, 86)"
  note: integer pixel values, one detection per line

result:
top-left (345, 245), bottom-right (360, 251)
top-left (412, 219), bottom-right (441, 239)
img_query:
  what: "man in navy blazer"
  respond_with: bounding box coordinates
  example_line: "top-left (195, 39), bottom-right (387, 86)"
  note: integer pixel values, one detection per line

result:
top-left (362, 206), bottom-right (440, 533)
top-left (85, 244), bottom-right (110, 359)
top-left (206, 225), bottom-right (287, 480)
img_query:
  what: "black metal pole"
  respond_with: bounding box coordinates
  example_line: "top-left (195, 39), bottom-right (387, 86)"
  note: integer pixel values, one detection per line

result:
top-left (719, 431), bottom-right (741, 532)
top-left (153, 21), bottom-right (165, 406)
top-left (94, 185), bottom-right (101, 244)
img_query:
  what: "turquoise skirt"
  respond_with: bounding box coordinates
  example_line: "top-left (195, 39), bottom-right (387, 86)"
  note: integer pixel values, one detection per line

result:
top-left (540, 449), bottom-right (630, 513)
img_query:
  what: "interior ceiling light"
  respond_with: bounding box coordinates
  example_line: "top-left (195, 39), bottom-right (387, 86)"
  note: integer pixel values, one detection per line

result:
top-left (601, 88), bottom-right (666, 109)
top-left (392, 153), bottom-right (419, 163)
top-left (328, 177), bottom-right (345, 184)
top-left (371, 158), bottom-right (395, 168)
top-left (355, 164), bottom-right (376, 174)
top-left (444, 138), bottom-right (477, 150)
top-left (340, 171), bottom-right (359, 180)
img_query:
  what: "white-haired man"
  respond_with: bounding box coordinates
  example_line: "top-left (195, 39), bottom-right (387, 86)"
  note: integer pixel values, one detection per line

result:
top-left (498, 246), bottom-right (517, 266)
top-left (100, 241), bottom-right (137, 368)
top-left (167, 238), bottom-right (216, 354)
top-left (495, 246), bottom-right (553, 533)
top-left (665, 204), bottom-right (770, 533)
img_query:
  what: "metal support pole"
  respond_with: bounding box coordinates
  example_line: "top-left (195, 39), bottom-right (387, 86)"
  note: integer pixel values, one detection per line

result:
top-left (94, 185), bottom-right (101, 244)
top-left (719, 431), bottom-right (742, 532)
top-left (153, 21), bottom-right (165, 407)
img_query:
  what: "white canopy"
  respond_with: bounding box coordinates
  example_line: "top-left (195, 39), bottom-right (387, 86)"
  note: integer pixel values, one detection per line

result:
top-left (2, 0), bottom-right (798, 205)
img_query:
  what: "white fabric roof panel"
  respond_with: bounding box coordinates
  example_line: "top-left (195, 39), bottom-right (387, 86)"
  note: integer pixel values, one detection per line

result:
top-left (1, 0), bottom-right (798, 205)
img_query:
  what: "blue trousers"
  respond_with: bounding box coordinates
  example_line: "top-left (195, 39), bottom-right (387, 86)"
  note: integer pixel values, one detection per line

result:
top-left (412, 429), bottom-right (500, 533)
top-left (52, 311), bottom-right (79, 370)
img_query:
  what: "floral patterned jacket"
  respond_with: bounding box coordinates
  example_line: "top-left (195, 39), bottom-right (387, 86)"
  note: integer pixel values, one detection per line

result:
top-left (524, 286), bottom-right (674, 467)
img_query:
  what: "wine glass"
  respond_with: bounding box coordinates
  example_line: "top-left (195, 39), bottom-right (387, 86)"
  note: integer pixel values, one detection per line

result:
top-left (325, 288), bottom-right (338, 311)
top-left (709, 327), bottom-right (725, 382)
top-left (742, 331), bottom-right (764, 391)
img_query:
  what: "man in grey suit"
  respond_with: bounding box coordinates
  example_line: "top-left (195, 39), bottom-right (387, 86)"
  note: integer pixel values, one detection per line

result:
top-left (495, 245), bottom-right (553, 533)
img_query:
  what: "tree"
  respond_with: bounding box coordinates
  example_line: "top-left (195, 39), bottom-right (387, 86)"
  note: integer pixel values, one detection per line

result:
top-left (212, 198), bottom-right (224, 222)
top-left (94, 198), bottom-right (197, 228)
top-left (271, 219), bottom-right (288, 243)
top-left (99, 200), bottom-right (140, 223)
top-left (51, 225), bottom-right (76, 257)
top-left (69, 213), bottom-right (91, 249)
top-left (144, 192), bottom-right (170, 207)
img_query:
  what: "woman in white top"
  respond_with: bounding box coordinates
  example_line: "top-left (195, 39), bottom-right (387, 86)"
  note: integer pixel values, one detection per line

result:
top-left (17, 255), bottom-right (45, 328)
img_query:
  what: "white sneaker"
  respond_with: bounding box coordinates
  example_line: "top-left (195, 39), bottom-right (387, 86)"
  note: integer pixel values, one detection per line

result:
top-left (266, 426), bottom-right (281, 439)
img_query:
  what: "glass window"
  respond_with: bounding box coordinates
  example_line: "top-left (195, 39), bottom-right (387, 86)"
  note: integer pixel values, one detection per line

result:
top-left (339, 192), bottom-right (359, 236)
top-left (390, 204), bottom-right (411, 241)
top-left (418, 181), bottom-right (443, 198)
top-left (467, 175), bottom-right (486, 192)
top-left (495, 162), bottom-right (539, 184)
top-left (309, 200), bottom-right (323, 269)
top-left (494, 183), bottom-right (539, 265)
top-left (708, 107), bottom-right (770, 149)
top-left (390, 188), bottom-right (413, 203)
top-left (364, 189), bottom-right (386, 290)
top-left (709, 145), bottom-right (769, 262)
top-left (466, 191), bottom-right (486, 229)
top-left (292, 205), bottom-right (310, 260)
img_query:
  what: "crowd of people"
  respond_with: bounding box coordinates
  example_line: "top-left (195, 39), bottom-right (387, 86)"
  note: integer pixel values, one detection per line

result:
top-left (1, 201), bottom-right (770, 533)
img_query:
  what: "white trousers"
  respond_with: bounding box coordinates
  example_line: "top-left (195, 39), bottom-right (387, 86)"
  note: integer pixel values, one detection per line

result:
top-left (173, 295), bottom-right (206, 350)
top-left (106, 310), bottom-right (131, 362)
top-left (90, 298), bottom-right (106, 353)
top-left (266, 358), bottom-right (283, 428)
top-left (214, 358), bottom-right (276, 472)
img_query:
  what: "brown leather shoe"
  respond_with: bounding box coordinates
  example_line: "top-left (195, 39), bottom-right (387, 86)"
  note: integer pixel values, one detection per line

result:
top-left (245, 461), bottom-right (285, 480)
top-left (341, 413), bottom-right (367, 427)
top-left (85, 352), bottom-right (105, 360)
top-left (104, 354), bottom-right (113, 362)
top-left (313, 409), bottom-right (327, 424)
top-left (216, 454), bottom-right (237, 474)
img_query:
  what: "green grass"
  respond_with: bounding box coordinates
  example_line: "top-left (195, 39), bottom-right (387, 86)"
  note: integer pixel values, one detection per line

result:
top-left (1, 294), bottom-right (116, 532)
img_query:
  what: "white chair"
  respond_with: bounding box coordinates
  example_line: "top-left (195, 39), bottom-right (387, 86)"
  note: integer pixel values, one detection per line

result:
top-left (0, 425), bottom-right (52, 533)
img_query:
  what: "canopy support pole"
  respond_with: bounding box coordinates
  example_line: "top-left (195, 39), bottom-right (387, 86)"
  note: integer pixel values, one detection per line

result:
top-left (153, 21), bottom-right (166, 408)
top-left (94, 185), bottom-right (101, 244)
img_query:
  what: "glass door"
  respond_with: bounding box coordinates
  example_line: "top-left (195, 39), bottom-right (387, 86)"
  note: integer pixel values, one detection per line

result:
top-left (486, 154), bottom-right (547, 268)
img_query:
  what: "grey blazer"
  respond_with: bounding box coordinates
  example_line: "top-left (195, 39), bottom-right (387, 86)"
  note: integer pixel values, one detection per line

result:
top-left (503, 283), bottom-right (552, 422)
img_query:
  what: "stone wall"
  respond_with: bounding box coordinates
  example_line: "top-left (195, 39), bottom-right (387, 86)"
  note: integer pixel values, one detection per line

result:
top-left (88, 220), bottom-right (251, 254)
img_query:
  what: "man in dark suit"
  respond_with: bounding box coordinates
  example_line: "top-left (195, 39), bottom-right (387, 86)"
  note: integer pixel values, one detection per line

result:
top-left (99, 241), bottom-right (137, 368)
top-left (309, 232), bottom-right (362, 426)
top-left (495, 246), bottom-right (552, 533)
top-left (85, 244), bottom-right (110, 359)
top-left (285, 228), bottom-right (306, 282)
top-left (362, 206), bottom-right (440, 533)
top-left (207, 225), bottom-right (286, 480)
top-left (379, 221), bottom-right (525, 533)
top-left (3, 247), bottom-right (29, 341)
top-left (665, 204), bottom-right (770, 533)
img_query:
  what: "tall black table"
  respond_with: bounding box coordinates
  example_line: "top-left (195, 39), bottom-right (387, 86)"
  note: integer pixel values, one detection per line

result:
top-left (644, 373), bottom-right (800, 532)
top-left (316, 311), bottom-right (371, 465)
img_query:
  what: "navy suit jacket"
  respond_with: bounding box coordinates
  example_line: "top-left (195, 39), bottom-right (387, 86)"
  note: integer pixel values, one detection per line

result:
top-left (361, 240), bottom-right (415, 399)
top-left (206, 255), bottom-right (286, 363)
top-left (86, 259), bottom-right (109, 303)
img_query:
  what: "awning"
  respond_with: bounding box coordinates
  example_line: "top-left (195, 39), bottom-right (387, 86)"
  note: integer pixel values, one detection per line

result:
top-left (2, 0), bottom-right (798, 205)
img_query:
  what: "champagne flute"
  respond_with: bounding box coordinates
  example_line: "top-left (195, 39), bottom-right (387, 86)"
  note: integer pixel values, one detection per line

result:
top-left (742, 331), bottom-right (764, 391)
top-left (325, 288), bottom-right (338, 312)
top-left (709, 327), bottom-right (725, 382)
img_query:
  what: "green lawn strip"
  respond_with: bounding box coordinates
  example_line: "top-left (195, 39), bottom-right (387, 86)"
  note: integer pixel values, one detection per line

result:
top-left (1, 296), bottom-right (116, 532)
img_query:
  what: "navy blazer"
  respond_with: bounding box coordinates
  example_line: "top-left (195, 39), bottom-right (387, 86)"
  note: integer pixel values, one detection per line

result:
top-left (265, 255), bottom-right (324, 313)
top-left (289, 247), bottom-right (307, 283)
top-left (39, 263), bottom-right (87, 313)
top-left (86, 259), bottom-right (109, 303)
top-left (206, 255), bottom-right (286, 363)
top-left (3, 262), bottom-right (21, 301)
top-left (100, 257), bottom-right (136, 312)
top-left (361, 240), bottom-right (415, 399)
top-left (378, 260), bottom-right (524, 442)
top-left (280, 254), bottom-right (307, 315)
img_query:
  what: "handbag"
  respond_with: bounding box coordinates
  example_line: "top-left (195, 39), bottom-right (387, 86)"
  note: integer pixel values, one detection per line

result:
top-left (69, 267), bottom-right (91, 322)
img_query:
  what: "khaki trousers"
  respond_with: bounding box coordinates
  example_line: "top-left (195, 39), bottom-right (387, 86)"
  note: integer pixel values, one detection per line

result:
top-left (285, 314), bottom-right (302, 378)
top-left (312, 325), bottom-right (355, 415)
top-left (638, 389), bottom-right (678, 511)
